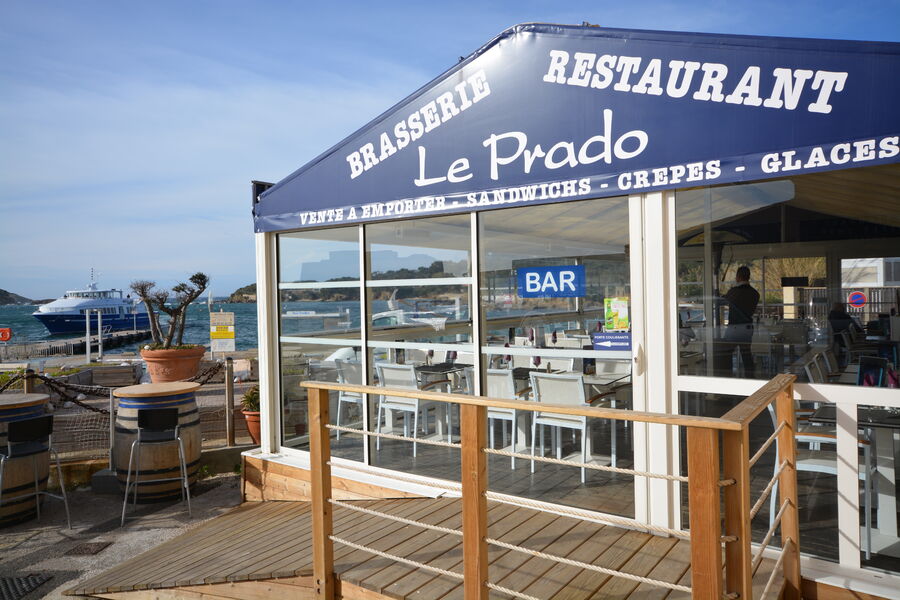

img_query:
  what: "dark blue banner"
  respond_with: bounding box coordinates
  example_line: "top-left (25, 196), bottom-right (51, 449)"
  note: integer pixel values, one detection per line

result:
top-left (592, 332), bottom-right (633, 351)
top-left (254, 24), bottom-right (900, 233)
top-left (516, 265), bottom-right (585, 298)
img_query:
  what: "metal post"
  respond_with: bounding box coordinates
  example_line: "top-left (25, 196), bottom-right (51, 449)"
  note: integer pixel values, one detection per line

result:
top-left (225, 358), bottom-right (235, 446)
top-left (85, 310), bottom-right (91, 364)
top-left (109, 390), bottom-right (115, 470)
top-left (24, 368), bottom-right (34, 394)
top-left (97, 309), bottom-right (104, 361)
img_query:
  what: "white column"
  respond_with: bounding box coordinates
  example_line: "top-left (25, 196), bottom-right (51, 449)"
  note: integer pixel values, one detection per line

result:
top-left (256, 232), bottom-right (279, 454)
top-left (628, 193), bottom-right (650, 524)
top-left (641, 190), bottom-right (678, 530)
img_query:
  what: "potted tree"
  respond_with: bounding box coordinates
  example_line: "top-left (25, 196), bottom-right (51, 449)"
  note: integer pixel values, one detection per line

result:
top-left (241, 384), bottom-right (261, 445)
top-left (131, 273), bottom-right (210, 383)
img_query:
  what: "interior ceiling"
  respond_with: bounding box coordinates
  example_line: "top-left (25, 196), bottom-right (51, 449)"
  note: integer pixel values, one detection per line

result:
top-left (676, 163), bottom-right (900, 242)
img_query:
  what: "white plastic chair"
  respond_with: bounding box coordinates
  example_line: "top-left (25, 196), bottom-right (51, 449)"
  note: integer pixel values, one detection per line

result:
top-left (375, 363), bottom-right (451, 457)
top-left (334, 359), bottom-right (363, 440)
top-left (529, 372), bottom-right (613, 483)
top-left (486, 369), bottom-right (532, 468)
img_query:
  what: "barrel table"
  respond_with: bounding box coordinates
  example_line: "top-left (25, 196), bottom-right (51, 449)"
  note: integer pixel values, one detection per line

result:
top-left (0, 393), bottom-right (50, 527)
top-left (113, 382), bottom-right (201, 503)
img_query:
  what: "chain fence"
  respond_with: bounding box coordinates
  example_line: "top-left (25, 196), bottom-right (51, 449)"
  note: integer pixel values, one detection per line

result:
top-left (1, 361), bottom-right (252, 462)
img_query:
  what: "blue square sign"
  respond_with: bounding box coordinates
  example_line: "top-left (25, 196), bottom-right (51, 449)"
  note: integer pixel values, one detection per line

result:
top-left (516, 265), bottom-right (585, 298)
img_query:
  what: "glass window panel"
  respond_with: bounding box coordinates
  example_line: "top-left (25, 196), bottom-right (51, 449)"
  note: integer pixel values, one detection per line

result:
top-left (479, 196), bottom-right (634, 518)
top-left (367, 214), bottom-right (471, 279)
top-left (678, 391), bottom-right (840, 563)
top-left (857, 403), bottom-right (900, 574)
top-left (279, 227), bottom-right (360, 282)
top-left (279, 340), bottom-right (364, 462)
top-left (675, 164), bottom-right (900, 381)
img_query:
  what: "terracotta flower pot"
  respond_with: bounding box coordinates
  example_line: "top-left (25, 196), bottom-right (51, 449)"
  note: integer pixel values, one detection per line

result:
top-left (243, 410), bottom-right (261, 445)
top-left (140, 346), bottom-right (206, 383)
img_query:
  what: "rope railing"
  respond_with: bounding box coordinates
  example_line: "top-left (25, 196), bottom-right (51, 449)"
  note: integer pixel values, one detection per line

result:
top-left (750, 421), bottom-right (785, 469)
top-left (753, 500), bottom-right (790, 575)
top-left (750, 460), bottom-right (788, 520)
top-left (329, 498), bottom-right (462, 536)
top-left (485, 490), bottom-right (691, 540)
top-left (327, 460), bottom-right (463, 493)
top-left (484, 537), bottom-right (693, 594)
top-left (760, 543), bottom-right (790, 600)
top-left (303, 375), bottom-right (801, 600)
top-left (325, 423), bottom-right (461, 449)
top-left (328, 535), bottom-right (465, 581)
top-left (483, 447), bottom-right (689, 482)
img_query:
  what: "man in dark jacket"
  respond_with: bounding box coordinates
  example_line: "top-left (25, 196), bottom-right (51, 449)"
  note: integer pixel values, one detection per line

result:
top-left (723, 266), bottom-right (760, 377)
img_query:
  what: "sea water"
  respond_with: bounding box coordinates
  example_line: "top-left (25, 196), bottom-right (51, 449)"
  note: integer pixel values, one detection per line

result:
top-left (0, 302), bottom-right (261, 353)
top-left (0, 300), bottom-right (393, 355)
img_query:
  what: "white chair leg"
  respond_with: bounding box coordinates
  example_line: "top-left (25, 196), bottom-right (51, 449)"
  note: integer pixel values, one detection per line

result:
top-left (121, 439), bottom-right (138, 526)
top-left (412, 410), bottom-right (418, 458)
top-left (335, 397), bottom-right (343, 440)
top-left (611, 419), bottom-right (617, 468)
top-left (376, 404), bottom-right (383, 451)
top-left (489, 418), bottom-right (495, 450)
top-left (53, 447), bottom-right (71, 529)
top-left (530, 420), bottom-right (537, 473)
top-left (510, 411), bottom-right (517, 470)
top-left (178, 438), bottom-right (192, 517)
top-left (581, 428), bottom-right (587, 484)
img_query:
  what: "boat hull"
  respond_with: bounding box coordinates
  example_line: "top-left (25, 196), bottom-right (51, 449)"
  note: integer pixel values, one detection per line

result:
top-left (33, 313), bottom-right (151, 336)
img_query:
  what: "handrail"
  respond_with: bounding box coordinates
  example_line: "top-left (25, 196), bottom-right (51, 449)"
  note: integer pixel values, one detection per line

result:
top-left (300, 380), bottom-right (743, 430)
top-left (304, 374), bottom-right (800, 600)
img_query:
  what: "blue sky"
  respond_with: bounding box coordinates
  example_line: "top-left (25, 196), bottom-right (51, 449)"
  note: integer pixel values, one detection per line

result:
top-left (2, 0), bottom-right (899, 299)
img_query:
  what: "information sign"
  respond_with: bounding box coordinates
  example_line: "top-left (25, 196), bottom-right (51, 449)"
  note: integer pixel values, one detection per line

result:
top-left (592, 332), bottom-right (632, 351)
top-left (847, 291), bottom-right (867, 308)
top-left (210, 312), bottom-right (235, 352)
top-left (516, 265), bottom-right (585, 298)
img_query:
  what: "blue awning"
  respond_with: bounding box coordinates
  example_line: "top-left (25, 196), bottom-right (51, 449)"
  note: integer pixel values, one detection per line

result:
top-left (253, 23), bottom-right (900, 233)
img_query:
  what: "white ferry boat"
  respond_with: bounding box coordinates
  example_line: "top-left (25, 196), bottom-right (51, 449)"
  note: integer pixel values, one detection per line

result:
top-left (33, 279), bottom-right (149, 335)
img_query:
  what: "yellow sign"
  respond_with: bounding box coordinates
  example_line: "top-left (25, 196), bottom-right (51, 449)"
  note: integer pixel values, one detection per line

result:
top-left (210, 312), bottom-right (236, 351)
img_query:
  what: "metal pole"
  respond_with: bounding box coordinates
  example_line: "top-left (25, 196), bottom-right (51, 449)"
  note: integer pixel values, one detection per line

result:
top-left (97, 309), bottom-right (104, 360)
top-left (24, 368), bottom-right (34, 394)
top-left (85, 310), bottom-right (91, 364)
top-left (225, 357), bottom-right (235, 446)
top-left (109, 390), bottom-right (115, 470)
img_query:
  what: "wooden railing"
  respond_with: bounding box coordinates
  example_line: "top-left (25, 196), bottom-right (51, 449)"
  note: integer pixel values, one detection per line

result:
top-left (302, 373), bottom-right (799, 600)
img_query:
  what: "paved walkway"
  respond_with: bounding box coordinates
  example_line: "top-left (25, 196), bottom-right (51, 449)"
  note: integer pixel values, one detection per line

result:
top-left (0, 474), bottom-right (242, 599)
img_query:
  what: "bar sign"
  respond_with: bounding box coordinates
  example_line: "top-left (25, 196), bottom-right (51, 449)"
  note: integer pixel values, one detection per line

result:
top-left (516, 265), bottom-right (585, 298)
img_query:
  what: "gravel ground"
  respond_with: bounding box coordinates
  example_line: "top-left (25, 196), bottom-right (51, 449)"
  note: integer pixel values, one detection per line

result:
top-left (0, 474), bottom-right (242, 599)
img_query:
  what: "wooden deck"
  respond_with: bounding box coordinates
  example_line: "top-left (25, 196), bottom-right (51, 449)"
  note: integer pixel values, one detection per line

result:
top-left (67, 498), bottom-right (780, 600)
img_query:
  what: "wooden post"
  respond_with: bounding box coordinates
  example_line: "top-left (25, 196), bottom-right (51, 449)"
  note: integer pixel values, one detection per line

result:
top-left (309, 385), bottom-right (334, 600)
top-left (722, 427), bottom-right (752, 600)
top-left (224, 358), bottom-right (234, 447)
top-left (23, 368), bottom-right (34, 393)
top-left (687, 427), bottom-right (723, 600)
top-left (775, 385), bottom-right (801, 600)
top-left (460, 403), bottom-right (488, 600)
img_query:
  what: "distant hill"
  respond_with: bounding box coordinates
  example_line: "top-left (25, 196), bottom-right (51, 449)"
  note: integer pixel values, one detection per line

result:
top-left (0, 288), bottom-right (34, 305)
top-left (229, 284), bottom-right (257, 303)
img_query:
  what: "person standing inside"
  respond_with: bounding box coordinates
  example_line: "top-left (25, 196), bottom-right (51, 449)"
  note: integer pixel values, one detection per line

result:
top-left (724, 266), bottom-right (760, 377)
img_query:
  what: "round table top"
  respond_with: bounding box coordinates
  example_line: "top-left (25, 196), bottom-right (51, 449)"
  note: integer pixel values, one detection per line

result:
top-left (114, 382), bottom-right (201, 398)
top-left (0, 393), bottom-right (50, 409)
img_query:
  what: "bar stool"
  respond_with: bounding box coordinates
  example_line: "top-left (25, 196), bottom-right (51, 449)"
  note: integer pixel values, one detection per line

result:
top-left (0, 415), bottom-right (71, 529)
top-left (121, 407), bottom-right (192, 526)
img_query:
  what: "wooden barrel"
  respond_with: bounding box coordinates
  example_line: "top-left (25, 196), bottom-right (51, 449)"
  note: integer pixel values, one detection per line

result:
top-left (0, 394), bottom-right (50, 527)
top-left (113, 382), bottom-right (201, 503)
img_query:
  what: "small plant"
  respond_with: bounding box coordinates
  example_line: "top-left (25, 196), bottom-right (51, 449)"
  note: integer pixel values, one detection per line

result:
top-left (241, 384), bottom-right (260, 412)
top-left (130, 273), bottom-right (210, 349)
